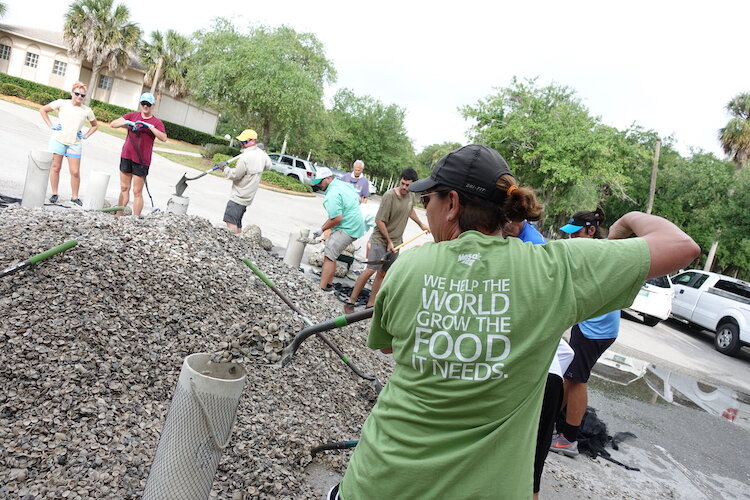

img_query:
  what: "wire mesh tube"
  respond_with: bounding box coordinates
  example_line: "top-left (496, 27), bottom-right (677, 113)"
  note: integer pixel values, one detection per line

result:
top-left (21, 150), bottom-right (53, 208)
top-left (143, 353), bottom-right (246, 500)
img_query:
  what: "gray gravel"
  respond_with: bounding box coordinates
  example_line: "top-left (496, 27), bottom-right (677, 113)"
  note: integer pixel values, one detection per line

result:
top-left (0, 208), bottom-right (388, 499)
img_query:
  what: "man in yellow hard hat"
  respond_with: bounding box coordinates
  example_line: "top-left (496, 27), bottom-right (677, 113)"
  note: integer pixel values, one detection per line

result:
top-left (218, 129), bottom-right (272, 233)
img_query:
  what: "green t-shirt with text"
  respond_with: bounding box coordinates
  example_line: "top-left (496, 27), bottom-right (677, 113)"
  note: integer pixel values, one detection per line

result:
top-left (340, 231), bottom-right (650, 499)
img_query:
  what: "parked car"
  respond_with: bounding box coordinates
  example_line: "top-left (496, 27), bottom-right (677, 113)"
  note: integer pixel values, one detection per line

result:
top-left (670, 269), bottom-right (750, 356)
top-left (626, 275), bottom-right (674, 327)
top-left (268, 153), bottom-right (316, 185)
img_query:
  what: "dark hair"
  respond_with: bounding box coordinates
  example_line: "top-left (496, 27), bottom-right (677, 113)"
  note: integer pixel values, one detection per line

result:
top-left (400, 168), bottom-right (418, 182)
top-left (571, 207), bottom-right (606, 238)
top-left (432, 174), bottom-right (543, 234)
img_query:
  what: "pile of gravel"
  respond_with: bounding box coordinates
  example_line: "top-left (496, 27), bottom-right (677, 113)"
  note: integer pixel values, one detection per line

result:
top-left (0, 208), bottom-right (389, 498)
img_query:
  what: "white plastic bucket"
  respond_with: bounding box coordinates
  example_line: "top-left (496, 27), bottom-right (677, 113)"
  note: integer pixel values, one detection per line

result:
top-left (166, 195), bottom-right (189, 215)
top-left (21, 150), bottom-right (53, 208)
top-left (143, 353), bottom-right (246, 499)
top-left (83, 171), bottom-right (110, 210)
top-left (283, 227), bottom-right (310, 268)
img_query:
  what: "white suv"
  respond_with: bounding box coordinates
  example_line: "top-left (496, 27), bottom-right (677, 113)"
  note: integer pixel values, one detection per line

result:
top-left (268, 153), bottom-right (316, 185)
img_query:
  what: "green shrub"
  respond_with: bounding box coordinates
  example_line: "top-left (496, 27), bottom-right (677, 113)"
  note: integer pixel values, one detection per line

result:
top-left (211, 153), bottom-right (238, 168)
top-left (91, 107), bottom-right (117, 123)
top-left (0, 83), bottom-right (25, 97)
top-left (202, 143), bottom-right (241, 158)
top-left (261, 170), bottom-right (313, 193)
top-left (0, 73), bottom-right (68, 100)
top-left (27, 92), bottom-right (56, 105)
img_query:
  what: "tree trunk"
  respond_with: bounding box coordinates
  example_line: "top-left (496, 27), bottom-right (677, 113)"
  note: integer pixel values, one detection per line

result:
top-left (704, 237), bottom-right (719, 272)
top-left (646, 138), bottom-right (661, 214)
top-left (151, 57), bottom-right (163, 108)
top-left (85, 66), bottom-right (100, 106)
top-left (262, 118), bottom-right (271, 146)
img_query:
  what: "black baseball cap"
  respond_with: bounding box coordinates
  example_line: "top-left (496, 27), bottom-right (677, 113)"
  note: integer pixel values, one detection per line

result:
top-left (408, 145), bottom-right (513, 201)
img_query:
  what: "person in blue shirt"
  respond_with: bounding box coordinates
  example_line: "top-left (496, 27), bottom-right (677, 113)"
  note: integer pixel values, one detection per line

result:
top-left (503, 219), bottom-right (546, 244)
top-left (550, 207), bottom-right (619, 458)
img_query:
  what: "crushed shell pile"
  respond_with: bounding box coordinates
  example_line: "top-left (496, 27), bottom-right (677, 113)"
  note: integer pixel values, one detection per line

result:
top-left (0, 208), bottom-right (391, 499)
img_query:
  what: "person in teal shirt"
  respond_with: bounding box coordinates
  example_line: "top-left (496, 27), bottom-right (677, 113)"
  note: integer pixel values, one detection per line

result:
top-left (312, 167), bottom-right (366, 291)
top-left (329, 145), bottom-right (699, 500)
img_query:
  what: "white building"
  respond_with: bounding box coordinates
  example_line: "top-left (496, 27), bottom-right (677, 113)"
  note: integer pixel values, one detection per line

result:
top-left (0, 23), bottom-right (219, 135)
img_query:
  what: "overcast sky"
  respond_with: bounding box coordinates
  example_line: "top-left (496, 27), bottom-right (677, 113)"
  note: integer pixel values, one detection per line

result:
top-left (4, 0), bottom-right (749, 158)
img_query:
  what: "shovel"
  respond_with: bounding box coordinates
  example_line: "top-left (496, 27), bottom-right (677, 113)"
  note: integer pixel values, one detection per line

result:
top-left (363, 229), bottom-right (429, 269)
top-left (174, 153), bottom-right (243, 197)
top-left (1, 240), bottom-right (78, 278)
top-left (242, 259), bottom-right (382, 392)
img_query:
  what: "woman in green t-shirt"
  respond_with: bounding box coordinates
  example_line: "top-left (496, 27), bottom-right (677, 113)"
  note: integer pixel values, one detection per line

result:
top-left (333, 145), bottom-right (700, 500)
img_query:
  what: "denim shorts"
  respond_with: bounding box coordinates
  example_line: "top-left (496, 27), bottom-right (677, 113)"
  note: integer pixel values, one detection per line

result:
top-left (48, 138), bottom-right (82, 158)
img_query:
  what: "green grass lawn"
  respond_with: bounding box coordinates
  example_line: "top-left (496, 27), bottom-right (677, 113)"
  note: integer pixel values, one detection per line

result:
top-left (156, 151), bottom-right (214, 172)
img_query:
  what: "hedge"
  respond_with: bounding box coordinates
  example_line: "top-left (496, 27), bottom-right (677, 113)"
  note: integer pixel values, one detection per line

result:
top-left (0, 73), bottom-right (228, 146)
top-left (0, 83), bottom-right (25, 97)
top-left (202, 143), bottom-right (241, 158)
top-left (91, 107), bottom-right (118, 123)
top-left (261, 170), bottom-right (313, 193)
top-left (27, 92), bottom-right (56, 105)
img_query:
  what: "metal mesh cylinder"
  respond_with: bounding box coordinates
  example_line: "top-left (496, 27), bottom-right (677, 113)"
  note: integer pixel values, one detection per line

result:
top-left (143, 353), bottom-right (246, 500)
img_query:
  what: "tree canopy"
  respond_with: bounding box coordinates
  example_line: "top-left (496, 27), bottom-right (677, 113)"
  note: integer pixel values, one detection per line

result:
top-left (63, 0), bottom-right (141, 104)
top-left (186, 19), bottom-right (336, 146)
top-left (719, 92), bottom-right (750, 171)
top-left (141, 29), bottom-right (192, 103)
top-left (462, 77), bottom-right (647, 227)
top-left (327, 88), bottom-right (415, 178)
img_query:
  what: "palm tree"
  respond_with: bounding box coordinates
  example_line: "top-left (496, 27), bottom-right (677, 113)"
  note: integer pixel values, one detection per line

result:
top-left (63, 0), bottom-right (141, 105)
top-left (705, 92), bottom-right (750, 271)
top-left (140, 30), bottom-right (192, 107)
top-left (719, 92), bottom-right (750, 172)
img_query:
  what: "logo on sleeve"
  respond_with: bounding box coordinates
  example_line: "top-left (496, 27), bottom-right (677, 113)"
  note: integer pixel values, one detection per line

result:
top-left (458, 253), bottom-right (481, 266)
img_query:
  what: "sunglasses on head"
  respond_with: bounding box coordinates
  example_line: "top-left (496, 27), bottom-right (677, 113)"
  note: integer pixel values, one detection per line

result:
top-left (73, 91), bottom-right (86, 98)
top-left (141, 101), bottom-right (152, 107)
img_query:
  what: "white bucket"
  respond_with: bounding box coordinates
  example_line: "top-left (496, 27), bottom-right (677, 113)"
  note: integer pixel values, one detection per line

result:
top-left (83, 171), bottom-right (110, 210)
top-left (283, 227), bottom-right (310, 268)
top-left (21, 150), bottom-right (53, 208)
top-left (166, 195), bottom-right (189, 215)
top-left (143, 353), bottom-right (246, 500)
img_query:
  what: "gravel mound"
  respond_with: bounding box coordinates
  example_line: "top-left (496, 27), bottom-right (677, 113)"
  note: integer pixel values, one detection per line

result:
top-left (0, 208), bottom-right (388, 498)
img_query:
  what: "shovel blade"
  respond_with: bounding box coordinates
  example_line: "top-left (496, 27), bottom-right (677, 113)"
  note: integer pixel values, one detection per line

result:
top-left (174, 174), bottom-right (189, 197)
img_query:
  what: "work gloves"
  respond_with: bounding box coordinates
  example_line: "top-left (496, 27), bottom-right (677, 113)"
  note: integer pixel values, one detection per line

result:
top-left (217, 161), bottom-right (228, 169)
top-left (49, 123), bottom-right (62, 131)
top-left (135, 120), bottom-right (153, 129)
top-left (77, 131), bottom-right (87, 140)
top-left (312, 230), bottom-right (323, 240)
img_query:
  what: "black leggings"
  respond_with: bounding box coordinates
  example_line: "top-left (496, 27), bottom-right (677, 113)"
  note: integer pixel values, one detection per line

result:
top-left (533, 373), bottom-right (564, 493)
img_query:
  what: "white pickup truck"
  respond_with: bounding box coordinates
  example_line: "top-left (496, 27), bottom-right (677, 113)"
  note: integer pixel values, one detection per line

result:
top-left (670, 270), bottom-right (750, 356)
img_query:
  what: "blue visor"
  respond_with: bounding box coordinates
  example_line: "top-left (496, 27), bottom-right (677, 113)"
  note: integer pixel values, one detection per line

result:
top-left (560, 223), bottom-right (584, 233)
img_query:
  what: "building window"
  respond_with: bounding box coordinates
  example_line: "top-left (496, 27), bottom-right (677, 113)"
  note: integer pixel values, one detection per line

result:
top-left (98, 75), bottom-right (113, 91)
top-left (52, 60), bottom-right (67, 76)
top-left (0, 44), bottom-right (10, 61)
top-left (25, 52), bottom-right (39, 68)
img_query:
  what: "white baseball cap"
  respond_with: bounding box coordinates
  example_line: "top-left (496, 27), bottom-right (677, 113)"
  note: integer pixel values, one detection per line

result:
top-left (312, 167), bottom-right (333, 185)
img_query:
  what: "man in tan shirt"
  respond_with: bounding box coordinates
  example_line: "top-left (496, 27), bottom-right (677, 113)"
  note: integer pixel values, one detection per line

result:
top-left (219, 129), bottom-right (272, 233)
top-left (343, 168), bottom-right (428, 312)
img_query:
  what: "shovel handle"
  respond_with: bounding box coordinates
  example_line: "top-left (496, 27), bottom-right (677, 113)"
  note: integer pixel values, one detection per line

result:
top-left (97, 206), bottom-right (126, 213)
top-left (27, 240), bottom-right (78, 264)
top-left (392, 229), bottom-right (429, 252)
top-left (242, 258), bottom-right (274, 288)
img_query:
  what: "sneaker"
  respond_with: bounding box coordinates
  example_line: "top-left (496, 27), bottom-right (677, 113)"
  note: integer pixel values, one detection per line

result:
top-left (321, 284), bottom-right (334, 292)
top-left (49, 194), bottom-right (58, 203)
top-left (549, 434), bottom-right (579, 457)
top-left (71, 198), bottom-right (83, 206)
top-left (343, 301), bottom-right (356, 314)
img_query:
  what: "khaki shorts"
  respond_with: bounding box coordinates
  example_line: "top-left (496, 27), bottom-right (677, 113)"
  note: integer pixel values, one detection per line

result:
top-left (366, 242), bottom-right (397, 270)
top-left (324, 230), bottom-right (355, 261)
